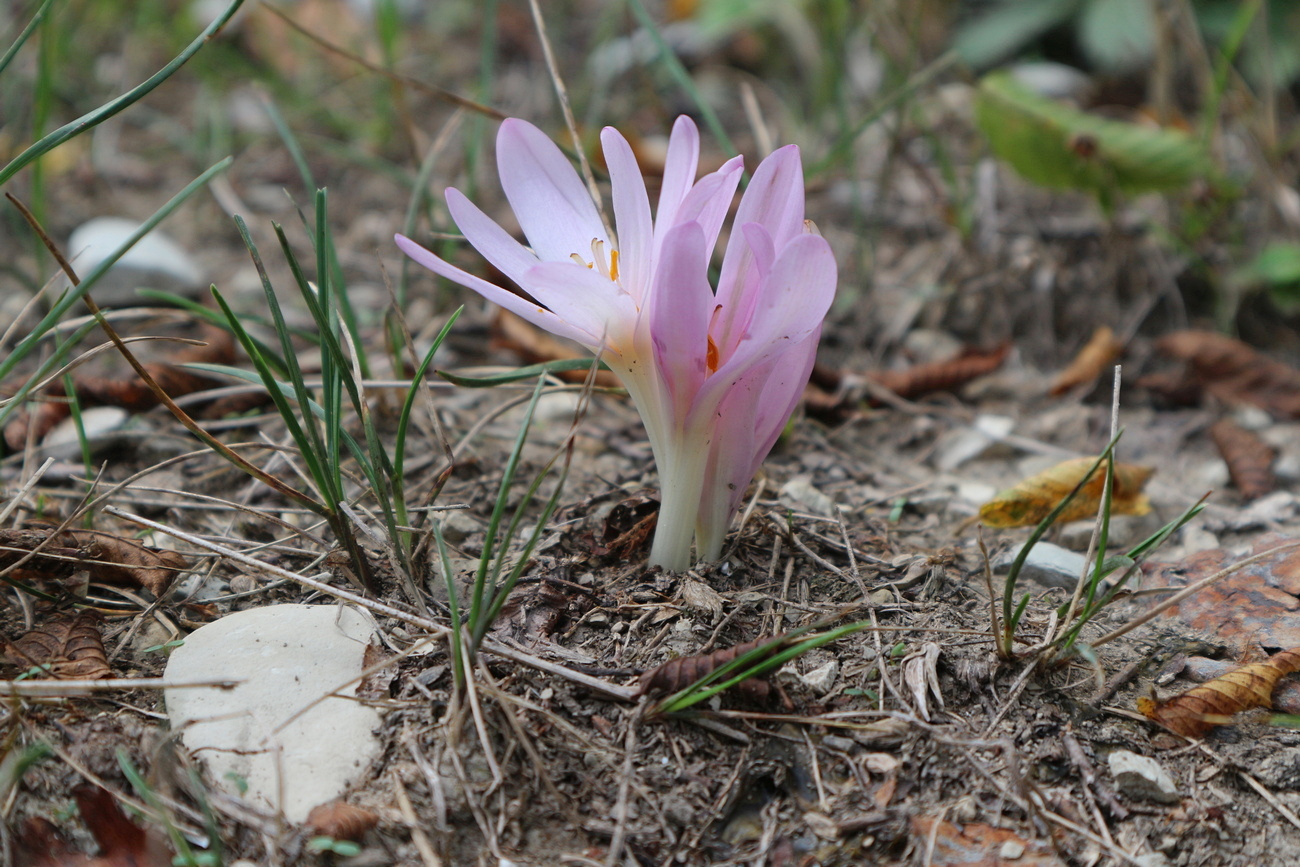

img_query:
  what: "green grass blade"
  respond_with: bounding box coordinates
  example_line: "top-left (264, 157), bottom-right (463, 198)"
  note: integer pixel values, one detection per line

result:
top-left (232, 217), bottom-right (338, 503)
top-left (468, 376), bottom-right (546, 640)
top-left (0, 0), bottom-right (53, 79)
top-left (999, 430), bottom-right (1124, 644)
top-left (393, 307), bottom-right (463, 528)
top-left (655, 621), bottom-right (873, 715)
top-left (0, 0), bottom-right (246, 187)
top-left (132, 289), bottom-right (293, 375)
top-left (437, 358), bottom-right (613, 388)
top-left (432, 518), bottom-right (465, 687)
top-left (624, 0), bottom-right (738, 160)
top-left (0, 158), bottom-right (233, 412)
top-left (208, 291), bottom-right (334, 510)
top-left (262, 94), bottom-right (316, 193)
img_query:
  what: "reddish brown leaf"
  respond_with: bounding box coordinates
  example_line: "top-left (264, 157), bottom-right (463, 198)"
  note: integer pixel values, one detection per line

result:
top-left (305, 800), bottom-right (380, 841)
top-left (1210, 418), bottom-right (1276, 501)
top-left (908, 817), bottom-right (1066, 867)
top-left (1156, 330), bottom-right (1300, 418)
top-left (602, 494), bottom-right (659, 559)
top-left (5, 610), bottom-right (110, 679)
top-left (1138, 647), bottom-right (1300, 737)
top-left (868, 343), bottom-right (1011, 402)
top-left (1142, 535), bottom-right (1300, 650)
top-left (0, 527), bottom-right (187, 597)
top-left (64, 530), bottom-right (189, 596)
top-left (639, 637), bottom-right (778, 701)
top-left (1049, 325), bottom-right (1124, 396)
top-left (18, 786), bottom-right (172, 866)
top-left (3, 325), bottom-right (234, 450)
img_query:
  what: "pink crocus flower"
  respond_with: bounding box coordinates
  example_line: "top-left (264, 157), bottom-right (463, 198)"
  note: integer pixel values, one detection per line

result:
top-left (397, 116), bottom-right (836, 572)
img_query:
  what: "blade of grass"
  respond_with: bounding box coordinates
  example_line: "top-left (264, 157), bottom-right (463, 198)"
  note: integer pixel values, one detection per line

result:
top-left (0, 0), bottom-right (53, 78)
top-left (0, 159), bottom-right (233, 415)
top-left (0, 0), bottom-right (246, 187)
top-left (654, 620), bottom-right (874, 716)
top-left (393, 307), bottom-right (463, 532)
top-left (437, 358), bottom-right (613, 388)
top-left (624, 0), bottom-right (738, 159)
top-left (467, 376), bottom-right (547, 641)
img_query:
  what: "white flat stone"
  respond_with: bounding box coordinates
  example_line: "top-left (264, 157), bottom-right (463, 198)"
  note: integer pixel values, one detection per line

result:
top-left (65, 217), bottom-right (203, 306)
top-left (164, 604), bottom-right (383, 822)
top-left (1108, 750), bottom-right (1180, 805)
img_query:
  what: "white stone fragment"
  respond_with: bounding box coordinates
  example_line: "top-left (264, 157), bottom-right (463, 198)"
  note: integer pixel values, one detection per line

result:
top-left (993, 541), bottom-right (1088, 591)
top-left (65, 217), bottom-right (203, 306)
top-left (1108, 750), bottom-right (1180, 805)
top-left (164, 604), bottom-right (383, 822)
top-left (779, 475), bottom-right (836, 517)
top-left (41, 406), bottom-right (131, 460)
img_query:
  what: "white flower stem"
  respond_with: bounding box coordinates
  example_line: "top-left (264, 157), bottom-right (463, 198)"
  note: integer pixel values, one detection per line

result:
top-left (647, 433), bottom-right (708, 572)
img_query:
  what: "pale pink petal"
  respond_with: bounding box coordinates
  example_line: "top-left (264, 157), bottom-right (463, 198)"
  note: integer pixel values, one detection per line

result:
top-left (496, 119), bottom-right (607, 263)
top-left (670, 156), bottom-right (744, 255)
top-left (714, 145), bottom-right (805, 328)
top-left (699, 234), bottom-right (835, 408)
top-left (694, 330), bottom-right (818, 561)
top-left (396, 234), bottom-right (593, 346)
top-left (709, 221), bottom-right (775, 362)
top-left (600, 127), bottom-right (653, 302)
top-left (653, 116), bottom-right (700, 246)
top-left (647, 221), bottom-right (712, 418)
top-left (518, 260), bottom-right (638, 348)
top-left (445, 188), bottom-right (539, 285)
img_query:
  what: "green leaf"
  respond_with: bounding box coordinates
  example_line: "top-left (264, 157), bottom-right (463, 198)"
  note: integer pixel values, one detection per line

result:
top-left (975, 72), bottom-right (1212, 201)
top-left (954, 0), bottom-right (1083, 70)
top-left (1237, 242), bottom-right (1300, 309)
top-left (1078, 0), bottom-right (1154, 72)
top-left (437, 358), bottom-right (610, 388)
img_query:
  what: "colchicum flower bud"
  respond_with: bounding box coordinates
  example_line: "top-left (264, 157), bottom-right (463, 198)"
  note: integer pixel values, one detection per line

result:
top-left (398, 117), bottom-right (836, 571)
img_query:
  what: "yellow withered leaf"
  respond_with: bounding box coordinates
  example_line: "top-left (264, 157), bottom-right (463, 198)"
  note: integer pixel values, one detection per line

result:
top-left (979, 457), bottom-right (1154, 528)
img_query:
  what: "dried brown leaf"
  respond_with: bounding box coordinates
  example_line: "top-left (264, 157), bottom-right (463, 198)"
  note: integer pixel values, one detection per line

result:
top-left (63, 530), bottom-right (189, 597)
top-left (601, 494), bottom-right (659, 559)
top-left (1049, 325), bottom-right (1124, 396)
top-left (1156, 330), bottom-right (1300, 418)
top-left (868, 343), bottom-right (1011, 402)
top-left (979, 457), bottom-right (1154, 528)
top-left (1209, 418), bottom-right (1276, 501)
top-left (5, 610), bottom-right (110, 679)
top-left (305, 800), bottom-right (379, 841)
top-left (18, 786), bottom-right (172, 866)
top-left (3, 325), bottom-right (233, 449)
top-left (1137, 647), bottom-right (1300, 737)
top-left (639, 637), bottom-right (777, 701)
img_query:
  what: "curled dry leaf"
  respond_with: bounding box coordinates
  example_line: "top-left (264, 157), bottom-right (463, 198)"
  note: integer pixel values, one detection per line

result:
top-left (638, 637), bottom-right (780, 701)
top-left (305, 800), bottom-right (380, 842)
top-left (17, 785), bottom-right (172, 866)
top-left (1155, 330), bottom-right (1300, 418)
top-left (0, 527), bottom-right (188, 597)
top-left (600, 493), bottom-right (659, 559)
top-left (1049, 325), bottom-right (1124, 396)
top-left (3, 325), bottom-right (234, 451)
top-left (1137, 647), bottom-right (1300, 738)
top-left (979, 457), bottom-right (1154, 528)
top-left (4, 610), bottom-right (110, 679)
top-left (1209, 418), bottom-right (1276, 501)
top-left (869, 343), bottom-right (1012, 402)
top-left (804, 344), bottom-right (1011, 421)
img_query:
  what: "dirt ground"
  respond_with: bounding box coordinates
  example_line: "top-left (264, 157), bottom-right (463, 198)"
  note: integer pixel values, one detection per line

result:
top-left (5, 1), bottom-right (1300, 865)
